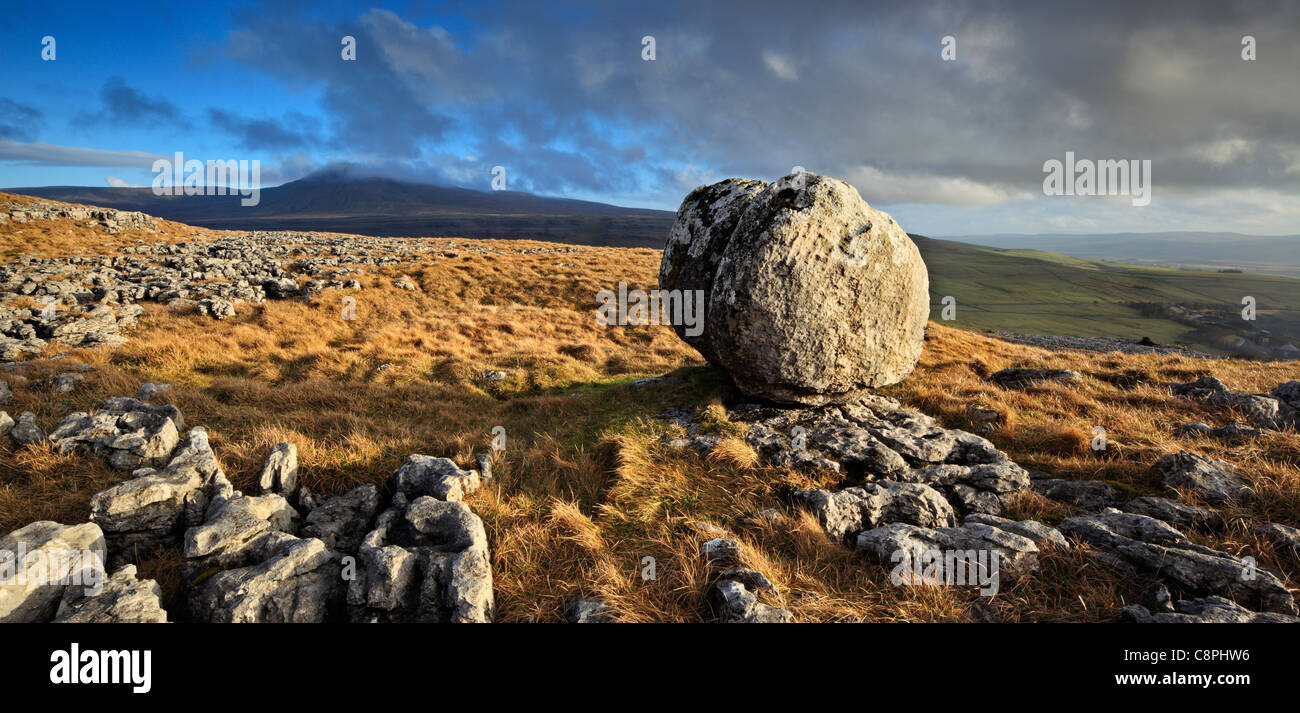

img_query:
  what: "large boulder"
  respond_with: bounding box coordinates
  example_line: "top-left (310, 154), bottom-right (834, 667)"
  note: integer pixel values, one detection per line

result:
top-left (659, 174), bottom-right (929, 405)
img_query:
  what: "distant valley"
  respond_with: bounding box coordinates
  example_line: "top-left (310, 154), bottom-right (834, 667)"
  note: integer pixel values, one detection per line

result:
top-left (947, 232), bottom-right (1300, 278)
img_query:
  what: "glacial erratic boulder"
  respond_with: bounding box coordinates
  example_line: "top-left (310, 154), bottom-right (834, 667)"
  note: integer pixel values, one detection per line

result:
top-left (659, 173), bottom-right (929, 405)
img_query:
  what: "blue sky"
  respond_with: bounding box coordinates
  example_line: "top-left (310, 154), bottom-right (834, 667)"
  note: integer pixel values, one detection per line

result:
top-left (2, 0), bottom-right (1299, 236)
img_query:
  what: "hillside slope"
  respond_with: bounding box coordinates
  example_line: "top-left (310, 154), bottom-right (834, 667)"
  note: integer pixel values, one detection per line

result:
top-left (8, 175), bottom-right (676, 247)
top-left (912, 235), bottom-right (1300, 357)
top-left (948, 232), bottom-right (1300, 278)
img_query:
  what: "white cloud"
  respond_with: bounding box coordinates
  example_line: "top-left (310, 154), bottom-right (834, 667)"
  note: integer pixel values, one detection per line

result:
top-left (845, 164), bottom-right (1030, 206)
top-left (105, 176), bottom-right (140, 187)
top-left (1189, 137), bottom-right (1255, 167)
top-left (762, 51), bottom-right (798, 81)
top-left (0, 140), bottom-right (164, 168)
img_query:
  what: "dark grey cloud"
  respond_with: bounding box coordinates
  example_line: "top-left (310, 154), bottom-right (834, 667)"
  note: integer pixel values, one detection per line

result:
top-left (208, 108), bottom-right (322, 150)
top-left (0, 98), bottom-right (43, 141)
top-left (211, 0), bottom-right (1300, 209)
top-left (74, 77), bottom-right (179, 127)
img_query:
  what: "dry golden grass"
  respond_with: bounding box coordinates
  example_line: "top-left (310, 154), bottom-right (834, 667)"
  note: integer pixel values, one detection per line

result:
top-left (1, 196), bottom-right (1296, 622)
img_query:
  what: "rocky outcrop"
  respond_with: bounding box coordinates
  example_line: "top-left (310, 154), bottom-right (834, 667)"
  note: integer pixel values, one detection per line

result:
top-left (301, 484), bottom-right (380, 553)
top-left (89, 426), bottom-right (229, 561)
top-left (257, 442), bottom-right (299, 498)
top-left (1174, 422), bottom-right (1266, 442)
top-left (659, 174), bottom-right (928, 405)
top-left (1255, 522), bottom-right (1300, 555)
top-left (1121, 595), bottom-right (1299, 623)
top-left (50, 397), bottom-right (183, 470)
top-left (794, 482), bottom-right (956, 544)
top-left (855, 521), bottom-right (1042, 579)
top-left (0, 521), bottom-right (106, 623)
top-left (1167, 376), bottom-right (1297, 430)
top-left (738, 394), bottom-right (1031, 517)
top-left (347, 494), bottom-right (494, 623)
top-left (53, 564), bottom-right (169, 623)
top-left (1152, 451), bottom-right (1252, 503)
top-left (191, 533), bottom-right (341, 623)
top-left (389, 454), bottom-right (482, 502)
top-left (1031, 477), bottom-right (1119, 512)
top-left (710, 569), bottom-right (793, 623)
top-left (1059, 508), bottom-right (1296, 615)
top-left (1122, 496), bottom-right (1215, 529)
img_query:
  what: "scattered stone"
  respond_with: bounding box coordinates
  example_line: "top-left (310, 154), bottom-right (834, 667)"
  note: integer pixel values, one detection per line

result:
top-left (658, 174), bottom-right (929, 405)
top-left (0, 410), bottom-right (12, 437)
top-left (1032, 478), bottom-right (1118, 511)
top-left (475, 453), bottom-right (493, 480)
top-left (49, 373), bottom-right (85, 393)
top-left (970, 602), bottom-right (1001, 623)
top-left (1167, 376), bottom-right (1296, 430)
top-left (1122, 496), bottom-right (1215, 529)
top-left (1255, 522), bottom-right (1300, 555)
top-left (1152, 451), bottom-right (1252, 504)
top-left (710, 569), bottom-right (793, 623)
top-left (136, 382), bottom-right (172, 403)
top-left (10, 411), bottom-right (46, 446)
top-left (564, 596), bottom-right (615, 623)
top-left (393, 277), bottom-right (417, 291)
top-left (0, 378), bottom-right (10, 403)
top-left (50, 397), bottom-right (182, 470)
top-left (988, 368), bottom-right (1083, 389)
top-left (480, 370), bottom-right (507, 382)
top-left (1141, 582), bottom-right (1175, 613)
top-left (257, 442), bottom-right (299, 498)
top-left (301, 484), bottom-right (381, 553)
top-left (0, 521), bottom-right (105, 623)
top-left (389, 454), bottom-right (481, 502)
top-left (53, 565), bottom-right (169, 623)
top-left (347, 496), bottom-right (494, 623)
top-left (198, 298), bottom-right (236, 320)
top-left (1059, 508), bottom-right (1295, 615)
top-left (700, 538), bottom-right (740, 563)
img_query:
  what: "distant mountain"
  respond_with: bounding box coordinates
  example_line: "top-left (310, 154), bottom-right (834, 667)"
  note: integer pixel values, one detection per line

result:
top-left (5, 175), bottom-right (676, 248)
top-left (945, 232), bottom-right (1300, 278)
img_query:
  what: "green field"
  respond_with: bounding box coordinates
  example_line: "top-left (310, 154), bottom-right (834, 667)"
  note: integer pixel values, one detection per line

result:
top-left (911, 235), bottom-right (1300, 356)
